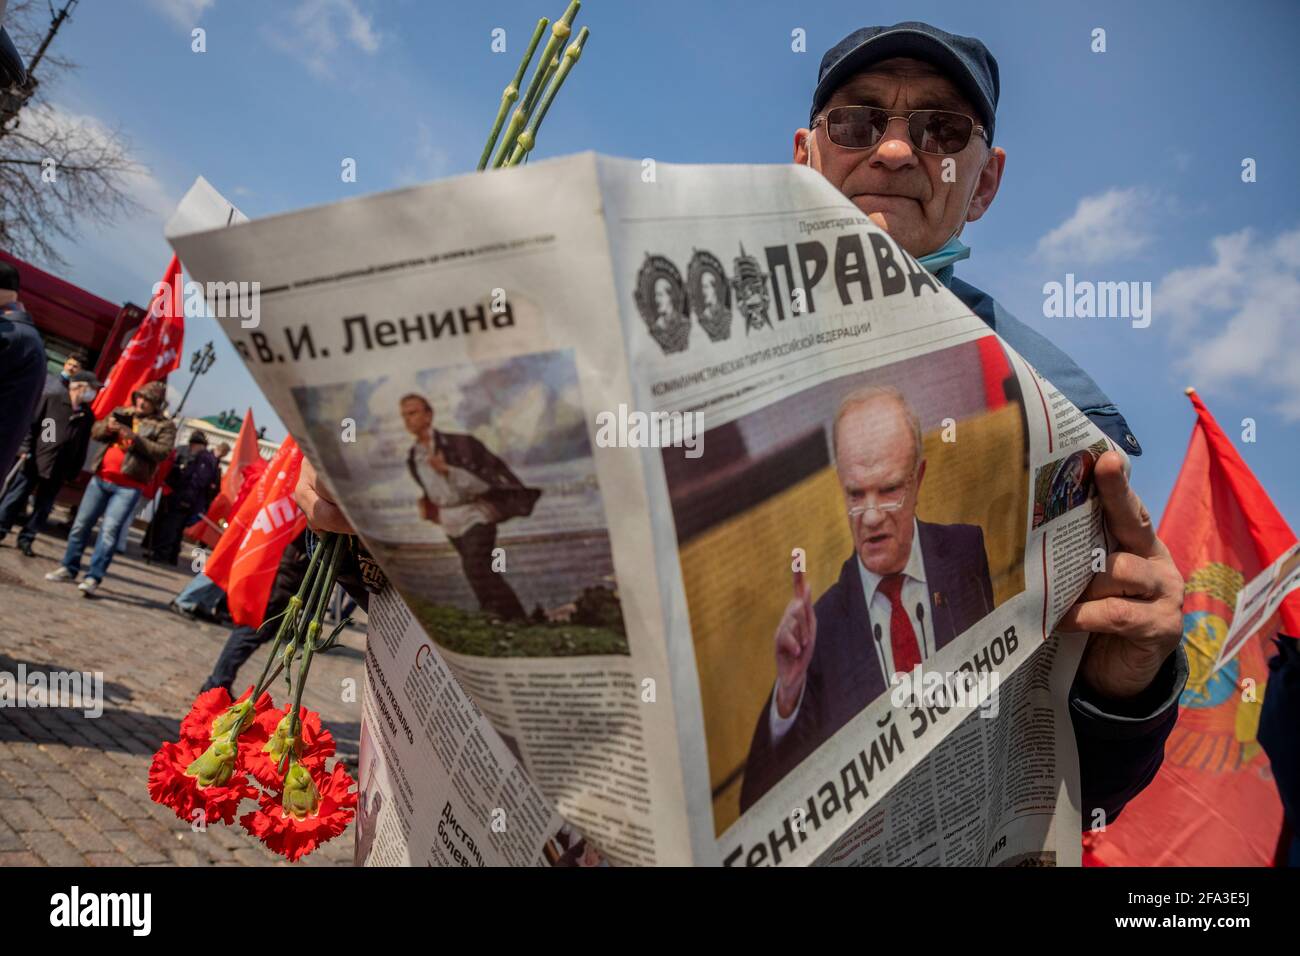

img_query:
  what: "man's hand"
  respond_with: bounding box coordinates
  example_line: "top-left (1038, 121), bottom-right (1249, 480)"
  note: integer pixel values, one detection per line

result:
top-left (774, 569), bottom-right (817, 718)
top-left (1058, 451), bottom-right (1185, 700)
top-left (418, 496), bottom-right (440, 524)
top-left (294, 458), bottom-right (355, 534)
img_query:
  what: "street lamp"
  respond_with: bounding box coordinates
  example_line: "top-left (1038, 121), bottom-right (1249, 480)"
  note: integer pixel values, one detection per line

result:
top-left (173, 341), bottom-right (216, 420)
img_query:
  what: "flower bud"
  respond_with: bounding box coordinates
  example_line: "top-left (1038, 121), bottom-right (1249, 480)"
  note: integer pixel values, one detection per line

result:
top-left (263, 712), bottom-right (304, 768)
top-left (210, 699), bottom-right (254, 739)
top-left (185, 739), bottom-right (238, 788)
top-left (281, 763), bottom-right (322, 820)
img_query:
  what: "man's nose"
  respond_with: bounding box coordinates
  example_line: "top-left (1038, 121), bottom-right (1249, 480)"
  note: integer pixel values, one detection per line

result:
top-left (869, 117), bottom-right (918, 172)
top-left (859, 508), bottom-right (887, 531)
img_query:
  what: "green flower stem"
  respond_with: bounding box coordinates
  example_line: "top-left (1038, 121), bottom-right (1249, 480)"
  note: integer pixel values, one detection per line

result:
top-left (478, 17), bottom-right (548, 171)
top-left (251, 529), bottom-right (330, 698)
top-left (521, 1), bottom-right (579, 116)
top-left (281, 533), bottom-right (338, 679)
top-left (493, 1), bottom-right (581, 168)
top-left (287, 535), bottom-right (344, 747)
top-left (505, 26), bottom-right (588, 167)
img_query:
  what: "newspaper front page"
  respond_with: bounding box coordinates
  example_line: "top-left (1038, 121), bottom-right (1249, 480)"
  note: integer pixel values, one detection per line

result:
top-left (167, 154), bottom-right (1121, 866)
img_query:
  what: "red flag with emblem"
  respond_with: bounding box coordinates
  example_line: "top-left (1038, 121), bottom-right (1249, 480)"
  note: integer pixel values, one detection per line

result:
top-left (1090, 389), bottom-right (1298, 866)
top-left (204, 437), bottom-right (307, 628)
top-left (91, 255), bottom-right (185, 418)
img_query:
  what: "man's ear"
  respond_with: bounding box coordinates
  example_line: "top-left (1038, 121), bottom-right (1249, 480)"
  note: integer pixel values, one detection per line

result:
top-left (965, 146), bottom-right (1006, 223)
top-left (793, 128), bottom-right (812, 166)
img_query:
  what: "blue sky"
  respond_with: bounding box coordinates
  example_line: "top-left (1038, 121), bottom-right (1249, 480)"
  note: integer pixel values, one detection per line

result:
top-left (25, 0), bottom-right (1300, 525)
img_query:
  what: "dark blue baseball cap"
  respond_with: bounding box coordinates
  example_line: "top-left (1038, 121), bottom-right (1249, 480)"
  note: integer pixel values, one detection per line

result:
top-left (810, 21), bottom-right (1000, 143)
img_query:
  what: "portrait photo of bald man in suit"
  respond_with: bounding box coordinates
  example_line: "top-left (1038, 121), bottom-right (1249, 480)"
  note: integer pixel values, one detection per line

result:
top-left (739, 386), bottom-right (994, 812)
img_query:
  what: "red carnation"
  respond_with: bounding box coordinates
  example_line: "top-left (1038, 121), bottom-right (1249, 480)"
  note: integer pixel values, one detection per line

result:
top-left (179, 685), bottom-right (272, 746)
top-left (242, 704), bottom-right (336, 788)
top-left (147, 738), bottom-right (257, 826)
top-left (241, 763), bottom-right (357, 862)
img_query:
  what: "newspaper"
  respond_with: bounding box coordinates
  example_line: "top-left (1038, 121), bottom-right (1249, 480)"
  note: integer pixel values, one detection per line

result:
top-left (166, 154), bottom-right (1123, 866)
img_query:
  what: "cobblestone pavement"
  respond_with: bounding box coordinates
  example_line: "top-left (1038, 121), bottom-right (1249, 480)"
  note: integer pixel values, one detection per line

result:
top-left (0, 523), bottom-right (366, 866)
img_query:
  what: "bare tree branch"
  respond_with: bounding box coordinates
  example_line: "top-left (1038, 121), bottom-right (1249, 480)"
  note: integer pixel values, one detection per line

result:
top-left (0, 0), bottom-right (140, 268)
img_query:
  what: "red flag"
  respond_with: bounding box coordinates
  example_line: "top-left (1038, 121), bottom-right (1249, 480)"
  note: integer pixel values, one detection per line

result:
top-left (91, 255), bottom-right (185, 418)
top-left (186, 409), bottom-right (262, 548)
top-left (205, 437), bottom-right (307, 628)
top-left (1091, 389), bottom-right (1298, 866)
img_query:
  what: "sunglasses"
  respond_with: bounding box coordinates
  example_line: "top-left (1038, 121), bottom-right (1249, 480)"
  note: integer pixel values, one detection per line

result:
top-left (812, 105), bottom-right (988, 156)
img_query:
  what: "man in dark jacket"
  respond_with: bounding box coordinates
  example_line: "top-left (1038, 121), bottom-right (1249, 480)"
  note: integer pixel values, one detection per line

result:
top-left (0, 370), bottom-right (100, 555)
top-left (46, 379), bottom-right (176, 595)
top-left (1259, 635), bottom-right (1300, 866)
top-left (0, 260), bottom-right (47, 482)
top-left (771, 22), bottom-right (1187, 829)
top-left (400, 393), bottom-right (540, 621)
top-left (148, 430), bottom-right (220, 564)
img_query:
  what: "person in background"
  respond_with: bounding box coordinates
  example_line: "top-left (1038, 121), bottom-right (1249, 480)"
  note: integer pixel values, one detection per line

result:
top-left (127, 446), bottom-right (175, 556)
top-left (52, 348), bottom-right (90, 389)
top-left (45, 380), bottom-right (176, 596)
top-left (0, 260), bottom-right (47, 482)
top-left (0, 370), bottom-right (100, 556)
top-left (1259, 634), bottom-right (1300, 866)
top-left (148, 431), bottom-right (220, 565)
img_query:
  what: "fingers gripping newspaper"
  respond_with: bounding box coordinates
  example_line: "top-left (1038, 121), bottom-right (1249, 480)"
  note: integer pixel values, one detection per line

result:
top-left (167, 154), bottom-right (1121, 867)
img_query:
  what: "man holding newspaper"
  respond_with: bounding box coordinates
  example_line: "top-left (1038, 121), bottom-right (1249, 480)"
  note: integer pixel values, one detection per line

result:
top-left (295, 20), bottom-right (1187, 836)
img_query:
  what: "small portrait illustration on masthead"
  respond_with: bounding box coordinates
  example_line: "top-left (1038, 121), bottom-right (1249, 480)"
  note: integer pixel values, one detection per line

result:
top-left (731, 243), bottom-right (773, 334)
top-left (687, 249), bottom-right (733, 343)
top-left (635, 253), bottom-right (691, 354)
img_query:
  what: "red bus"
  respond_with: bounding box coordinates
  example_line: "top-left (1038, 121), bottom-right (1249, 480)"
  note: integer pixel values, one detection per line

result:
top-left (0, 250), bottom-right (145, 380)
top-left (1, 251), bottom-right (147, 511)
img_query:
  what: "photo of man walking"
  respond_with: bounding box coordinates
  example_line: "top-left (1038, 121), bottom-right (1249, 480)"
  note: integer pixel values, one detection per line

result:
top-left (399, 393), bottom-right (540, 621)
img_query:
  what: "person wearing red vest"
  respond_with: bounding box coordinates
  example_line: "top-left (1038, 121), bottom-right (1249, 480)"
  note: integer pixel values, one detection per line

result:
top-left (46, 380), bottom-right (176, 595)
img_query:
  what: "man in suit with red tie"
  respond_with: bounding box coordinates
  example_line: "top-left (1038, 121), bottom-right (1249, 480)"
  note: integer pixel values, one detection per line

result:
top-left (740, 385), bottom-right (994, 812)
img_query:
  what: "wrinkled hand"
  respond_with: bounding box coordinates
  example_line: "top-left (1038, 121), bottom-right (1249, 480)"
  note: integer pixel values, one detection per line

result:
top-left (774, 569), bottom-right (817, 718)
top-left (294, 458), bottom-right (354, 534)
top-left (1058, 452), bottom-right (1185, 700)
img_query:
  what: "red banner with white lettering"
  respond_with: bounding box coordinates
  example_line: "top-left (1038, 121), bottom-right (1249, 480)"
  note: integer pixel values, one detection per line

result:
top-left (91, 255), bottom-right (185, 418)
top-left (204, 437), bottom-right (307, 628)
top-left (1090, 389), bottom-right (1298, 866)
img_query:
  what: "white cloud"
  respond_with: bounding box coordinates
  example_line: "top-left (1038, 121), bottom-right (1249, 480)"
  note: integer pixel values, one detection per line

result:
top-left (1035, 187), bottom-right (1154, 267)
top-left (22, 102), bottom-right (177, 298)
top-left (1158, 226), bottom-right (1300, 421)
top-left (267, 0), bottom-right (382, 78)
top-left (147, 0), bottom-right (217, 28)
top-left (395, 120), bottom-right (451, 186)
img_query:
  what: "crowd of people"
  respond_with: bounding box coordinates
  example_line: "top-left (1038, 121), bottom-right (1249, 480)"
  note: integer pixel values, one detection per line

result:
top-left (0, 258), bottom-right (232, 593)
